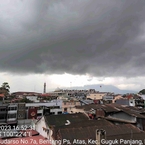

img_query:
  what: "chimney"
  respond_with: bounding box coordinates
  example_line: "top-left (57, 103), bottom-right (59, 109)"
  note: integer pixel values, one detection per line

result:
top-left (96, 129), bottom-right (106, 145)
top-left (44, 82), bottom-right (46, 93)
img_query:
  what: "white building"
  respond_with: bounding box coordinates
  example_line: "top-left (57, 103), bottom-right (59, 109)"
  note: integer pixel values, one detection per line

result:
top-left (26, 96), bottom-right (39, 102)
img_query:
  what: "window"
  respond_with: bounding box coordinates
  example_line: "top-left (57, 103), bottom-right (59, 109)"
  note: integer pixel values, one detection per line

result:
top-left (0, 114), bottom-right (6, 119)
top-left (8, 107), bottom-right (17, 111)
top-left (18, 114), bottom-right (22, 118)
top-left (0, 108), bottom-right (6, 111)
top-left (58, 111), bottom-right (62, 114)
top-left (50, 112), bottom-right (55, 115)
top-left (37, 113), bottom-right (42, 116)
top-left (8, 114), bottom-right (16, 118)
top-left (19, 106), bottom-right (25, 110)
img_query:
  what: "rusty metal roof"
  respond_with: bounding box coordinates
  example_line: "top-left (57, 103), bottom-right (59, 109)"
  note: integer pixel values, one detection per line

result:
top-left (58, 123), bottom-right (144, 145)
top-left (76, 104), bottom-right (121, 113)
top-left (44, 112), bottom-right (89, 127)
top-left (76, 104), bottom-right (145, 118)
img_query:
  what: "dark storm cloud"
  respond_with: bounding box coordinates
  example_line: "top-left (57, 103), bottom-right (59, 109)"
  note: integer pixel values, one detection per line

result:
top-left (0, 0), bottom-right (145, 76)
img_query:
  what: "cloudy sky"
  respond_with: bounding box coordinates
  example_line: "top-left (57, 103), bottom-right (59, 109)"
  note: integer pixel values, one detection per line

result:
top-left (0, 0), bottom-right (145, 93)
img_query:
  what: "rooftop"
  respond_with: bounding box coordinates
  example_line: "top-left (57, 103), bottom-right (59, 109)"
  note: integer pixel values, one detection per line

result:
top-left (58, 123), bottom-right (144, 145)
top-left (44, 112), bottom-right (89, 127)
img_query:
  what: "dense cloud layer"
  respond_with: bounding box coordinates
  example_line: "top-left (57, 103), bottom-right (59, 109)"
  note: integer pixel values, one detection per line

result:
top-left (0, 0), bottom-right (145, 77)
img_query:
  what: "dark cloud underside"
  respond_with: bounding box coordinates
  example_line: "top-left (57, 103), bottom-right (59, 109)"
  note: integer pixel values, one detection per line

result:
top-left (0, 0), bottom-right (145, 76)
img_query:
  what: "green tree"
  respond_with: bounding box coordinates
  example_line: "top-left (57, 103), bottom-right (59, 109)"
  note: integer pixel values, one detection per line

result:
top-left (19, 98), bottom-right (33, 103)
top-left (0, 82), bottom-right (10, 96)
top-left (139, 89), bottom-right (145, 94)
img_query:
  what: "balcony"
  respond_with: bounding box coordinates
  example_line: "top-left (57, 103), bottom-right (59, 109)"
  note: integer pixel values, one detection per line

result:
top-left (7, 110), bottom-right (17, 114)
top-left (0, 119), bottom-right (7, 123)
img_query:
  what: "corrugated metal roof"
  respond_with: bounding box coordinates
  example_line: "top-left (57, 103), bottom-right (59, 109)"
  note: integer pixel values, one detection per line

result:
top-left (76, 104), bottom-right (145, 118)
top-left (58, 124), bottom-right (144, 145)
top-left (44, 113), bottom-right (89, 127)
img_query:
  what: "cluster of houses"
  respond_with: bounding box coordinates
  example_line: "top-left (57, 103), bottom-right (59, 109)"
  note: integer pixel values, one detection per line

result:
top-left (0, 89), bottom-right (145, 145)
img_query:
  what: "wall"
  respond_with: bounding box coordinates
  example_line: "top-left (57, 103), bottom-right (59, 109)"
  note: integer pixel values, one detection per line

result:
top-left (17, 119), bottom-right (34, 126)
top-left (17, 103), bottom-right (25, 120)
top-left (26, 96), bottom-right (39, 102)
top-left (26, 100), bottom-right (62, 107)
top-left (115, 99), bottom-right (135, 106)
top-left (62, 101), bottom-right (81, 113)
top-left (109, 112), bottom-right (136, 123)
top-left (87, 93), bottom-right (106, 100)
top-left (112, 95), bottom-right (123, 103)
top-left (137, 118), bottom-right (143, 130)
top-left (28, 108), bottom-right (37, 119)
top-left (70, 107), bottom-right (85, 114)
top-left (35, 116), bottom-right (51, 139)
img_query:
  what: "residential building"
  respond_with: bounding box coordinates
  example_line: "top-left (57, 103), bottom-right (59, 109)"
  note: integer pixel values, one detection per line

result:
top-left (0, 104), bottom-right (8, 125)
top-left (102, 95), bottom-right (114, 103)
top-left (112, 95), bottom-right (123, 103)
top-left (35, 113), bottom-right (89, 140)
top-left (87, 92), bottom-right (106, 100)
top-left (115, 98), bottom-right (135, 106)
top-left (17, 103), bottom-right (26, 120)
top-left (35, 112), bottom-right (145, 145)
top-left (62, 100), bottom-right (81, 113)
top-left (11, 92), bottom-right (41, 99)
top-left (7, 104), bottom-right (18, 125)
top-left (26, 96), bottom-right (39, 102)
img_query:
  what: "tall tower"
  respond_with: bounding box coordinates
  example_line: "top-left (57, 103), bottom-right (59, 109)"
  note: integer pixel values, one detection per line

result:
top-left (44, 82), bottom-right (46, 93)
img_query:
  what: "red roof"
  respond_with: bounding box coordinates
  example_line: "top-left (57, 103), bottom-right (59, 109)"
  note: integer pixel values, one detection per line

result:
top-left (41, 93), bottom-right (50, 97)
top-left (11, 92), bottom-right (42, 96)
top-left (0, 94), bottom-right (4, 97)
top-left (126, 94), bottom-right (133, 99)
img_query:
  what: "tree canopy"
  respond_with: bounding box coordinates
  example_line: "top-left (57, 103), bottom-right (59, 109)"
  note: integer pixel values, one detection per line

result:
top-left (0, 82), bottom-right (10, 96)
top-left (139, 89), bottom-right (145, 94)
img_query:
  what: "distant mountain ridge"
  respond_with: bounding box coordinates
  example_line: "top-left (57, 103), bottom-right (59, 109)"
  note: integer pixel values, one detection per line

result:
top-left (62, 84), bottom-right (137, 94)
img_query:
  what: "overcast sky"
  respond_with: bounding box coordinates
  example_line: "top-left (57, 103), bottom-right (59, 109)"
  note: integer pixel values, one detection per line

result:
top-left (0, 0), bottom-right (145, 93)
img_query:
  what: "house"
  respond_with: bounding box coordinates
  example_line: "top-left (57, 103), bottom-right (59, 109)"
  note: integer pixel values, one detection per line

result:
top-left (7, 103), bottom-right (18, 125)
top-left (62, 100), bottom-right (81, 113)
top-left (40, 93), bottom-right (58, 101)
top-left (71, 103), bottom-right (145, 131)
top-left (115, 98), bottom-right (135, 106)
top-left (17, 103), bottom-right (26, 120)
top-left (102, 95), bottom-right (114, 103)
top-left (57, 123), bottom-right (145, 145)
top-left (35, 112), bottom-right (145, 145)
top-left (26, 96), bottom-right (39, 102)
top-left (87, 92), bottom-right (106, 100)
top-left (112, 94), bottom-right (123, 103)
top-left (105, 105), bottom-right (145, 130)
top-left (0, 104), bottom-right (8, 125)
top-left (11, 92), bottom-right (41, 98)
top-left (79, 99), bottom-right (95, 106)
top-left (35, 113), bottom-right (89, 140)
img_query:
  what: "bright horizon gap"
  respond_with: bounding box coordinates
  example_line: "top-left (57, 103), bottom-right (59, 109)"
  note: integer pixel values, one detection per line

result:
top-left (0, 72), bottom-right (141, 93)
